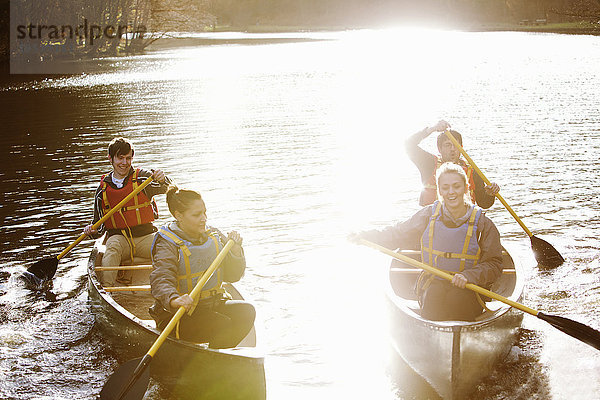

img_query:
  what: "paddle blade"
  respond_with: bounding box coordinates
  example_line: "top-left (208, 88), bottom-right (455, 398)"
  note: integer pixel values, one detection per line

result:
top-left (531, 235), bottom-right (564, 268)
top-left (26, 257), bottom-right (59, 281)
top-left (100, 357), bottom-right (150, 400)
top-left (537, 312), bottom-right (600, 351)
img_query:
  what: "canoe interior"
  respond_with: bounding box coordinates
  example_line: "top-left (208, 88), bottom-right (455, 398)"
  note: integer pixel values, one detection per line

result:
top-left (88, 238), bottom-right (265, 400)
top-left (387, 248), bottom-right (524, 400)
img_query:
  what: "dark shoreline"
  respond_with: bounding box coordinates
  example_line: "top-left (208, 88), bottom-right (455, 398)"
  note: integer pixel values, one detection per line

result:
top-left (466, 22), bottom-right (600, 36)
top-left (3, 22), bottom-right (598, 78)
top-left (207, 22), bottom-right (600, 36)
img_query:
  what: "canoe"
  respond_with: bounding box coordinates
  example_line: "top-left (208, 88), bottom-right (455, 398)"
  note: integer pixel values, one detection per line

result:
top-left (87, 237), bottom-right (266, 400)
top-left (385, 248), bottom-right (524, 399)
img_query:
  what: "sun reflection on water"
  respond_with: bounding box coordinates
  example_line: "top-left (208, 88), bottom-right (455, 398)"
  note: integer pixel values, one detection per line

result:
top-left (1, 28), bottom-right (599, 399)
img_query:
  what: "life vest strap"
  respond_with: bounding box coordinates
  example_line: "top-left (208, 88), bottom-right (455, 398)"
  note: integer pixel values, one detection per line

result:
top-left (476, 292), bottom-right (493, 313)
top-left (459, 206), bottom-right (479, 271)
top-left (113, 201), bottom-right (152, 212)
top-left (421, 202), bottom-right (481, 273)
top-left (158, 228), bottom-right (192, 257)
top-left (159, 229), bottom-right (221, 296)
top-left (423, 202), bottom-right (442, 267)
top-left (425, 248), bottom-right (480, 260)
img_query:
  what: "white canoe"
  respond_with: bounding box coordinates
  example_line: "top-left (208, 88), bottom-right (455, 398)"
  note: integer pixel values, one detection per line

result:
top-left (385, 248), bottom-right (524, 399)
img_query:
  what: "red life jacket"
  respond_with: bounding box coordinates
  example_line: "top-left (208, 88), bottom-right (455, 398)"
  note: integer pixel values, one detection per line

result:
top-left (100, 168), bottom-right (155, 230)
top-left (419, 157), bottom-right (476, 206)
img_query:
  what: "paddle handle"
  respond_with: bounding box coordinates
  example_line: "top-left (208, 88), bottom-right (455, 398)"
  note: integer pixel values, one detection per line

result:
top-left (443, 130), bottom-right (534, 238)
top-left (146, 239), bottom-right (235, 357)
top-left (56, 176), bottom-right (155, 260)
top-left (359, 238), bottom-right (539, 317)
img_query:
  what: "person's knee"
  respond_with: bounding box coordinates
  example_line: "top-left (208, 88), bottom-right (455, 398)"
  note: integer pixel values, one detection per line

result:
top-left (102, 236), bottom-right (131, 267)
top-left (105, 235), bottom-right (128, 253)
top-left (227, 302), bottom-right (256, 327)
top-left (133, 234), bottom-right (154, 259)
top-left (241, 302), bottom-right (256, 322)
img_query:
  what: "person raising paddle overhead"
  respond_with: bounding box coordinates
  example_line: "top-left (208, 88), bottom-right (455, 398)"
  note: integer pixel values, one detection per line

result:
top-left (350, 163), bottom-right (503, 321)
top-left (83, 137), bottom-right (170, 283)
top-left (405, 120), bottom-right (500, 208)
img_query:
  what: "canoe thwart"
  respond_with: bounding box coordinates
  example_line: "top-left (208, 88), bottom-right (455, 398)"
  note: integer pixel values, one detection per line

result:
top-left (95, 265), bottom-right (153, 271)
top-left (390, 267), bottom-right (516, 274)
top-left (104, 285), bottom-right (151, 292)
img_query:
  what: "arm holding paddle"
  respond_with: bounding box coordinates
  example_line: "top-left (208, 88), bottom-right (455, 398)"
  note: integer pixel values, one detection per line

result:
top-left (404, 120), bottom-right (451, 184)
top-left (405, 120), bottom-right (500, 208)
top-left (472, 174), bottom-right (499, 209)
top-left (23, 175), bottom-right (159, 285)
top-left (101, 239), bottom-right (237, 400)
top-left (349, 206), bottom-right (432, 252)
top-left (349, 208), bottom-right (502, 290)
top-left (358, 238), bottom-right (600, 351)
top-left (350, 163), bottom-right (504, 321)
top-left (152, 230), bottom-right (245, 314)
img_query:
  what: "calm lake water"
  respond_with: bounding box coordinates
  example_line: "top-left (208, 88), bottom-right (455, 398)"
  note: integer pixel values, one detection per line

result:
top-left (0, 29), bottom-right (599, 399)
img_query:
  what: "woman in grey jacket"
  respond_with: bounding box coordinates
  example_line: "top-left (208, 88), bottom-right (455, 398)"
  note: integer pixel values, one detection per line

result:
top-left (352, 162), bottom-right (503, 321)
top-left (149, 186), bottom-right (255, 348)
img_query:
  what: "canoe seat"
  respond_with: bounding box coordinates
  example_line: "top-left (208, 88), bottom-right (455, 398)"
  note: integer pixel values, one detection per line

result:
top-left (391, 267), bottom-right (420, 274)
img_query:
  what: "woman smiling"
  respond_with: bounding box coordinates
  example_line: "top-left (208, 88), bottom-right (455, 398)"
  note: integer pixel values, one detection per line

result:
top-left (352, 162), bottom-right (503, 321)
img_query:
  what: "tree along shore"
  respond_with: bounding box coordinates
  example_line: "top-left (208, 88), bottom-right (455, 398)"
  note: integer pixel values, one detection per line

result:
top-left (2, 0), bottom-right (599, 66)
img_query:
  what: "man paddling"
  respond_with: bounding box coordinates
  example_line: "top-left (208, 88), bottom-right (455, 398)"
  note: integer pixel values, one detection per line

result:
top-left (83, 137), bottom-right (170, 284)
top-left (406, 120), bottom-right (500, 208)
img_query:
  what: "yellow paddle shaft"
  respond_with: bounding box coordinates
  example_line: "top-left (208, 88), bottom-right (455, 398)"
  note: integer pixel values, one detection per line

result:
top-left (360, 238), bottom-right (539, 317)
top-left (146, 239), bottom-right (235, 357)
top-left (56, 176), bottom-right (154, 260)
top-left (443, 130), bottom-right (534, 238)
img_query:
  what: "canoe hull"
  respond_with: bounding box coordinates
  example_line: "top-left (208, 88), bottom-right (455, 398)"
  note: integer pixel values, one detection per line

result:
top-left (87, 243), bottom-right (266, 399)
top-left (386, 249), bottom-right (524, 399)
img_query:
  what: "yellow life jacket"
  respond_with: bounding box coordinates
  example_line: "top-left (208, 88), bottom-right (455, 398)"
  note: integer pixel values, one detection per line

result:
top-left (420, 201), bottom-right (482, 273)
top-left (152, 225), bottom-right (227, 300)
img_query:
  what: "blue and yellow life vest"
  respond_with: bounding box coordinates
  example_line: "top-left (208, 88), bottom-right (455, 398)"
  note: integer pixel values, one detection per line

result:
top-left (420, 201), bottom-right (482, 273)
top-left (152, 225), bottom-right (227, 299)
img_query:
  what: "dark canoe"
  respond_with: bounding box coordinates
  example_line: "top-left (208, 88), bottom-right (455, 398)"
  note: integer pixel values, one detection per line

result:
top-left (386, 248), bottom-right (524, 399)
top-left (87, 237), bottom-right (266, 400)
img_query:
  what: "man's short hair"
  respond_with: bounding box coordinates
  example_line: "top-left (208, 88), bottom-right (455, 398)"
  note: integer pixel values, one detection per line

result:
top-left (108, 137), bottom-right (134, 159)
top-left (436, 129), bottom-right (462, 151)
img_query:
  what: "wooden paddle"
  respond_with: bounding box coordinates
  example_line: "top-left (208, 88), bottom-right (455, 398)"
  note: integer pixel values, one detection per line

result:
top-left (99, 239), bottom-right (235, 400)
top-left (443, 130), bottom-right (564, 268)
top-left (359, 238), bottom-right (600, 351)
top-left (25, 176), bottom-right (155, 283)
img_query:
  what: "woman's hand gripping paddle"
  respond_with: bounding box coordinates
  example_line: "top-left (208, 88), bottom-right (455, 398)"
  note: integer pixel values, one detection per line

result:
top-left (99, 240), bottom-right (235, 400)
top-left (360, 239), bottom-right (600, 351)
